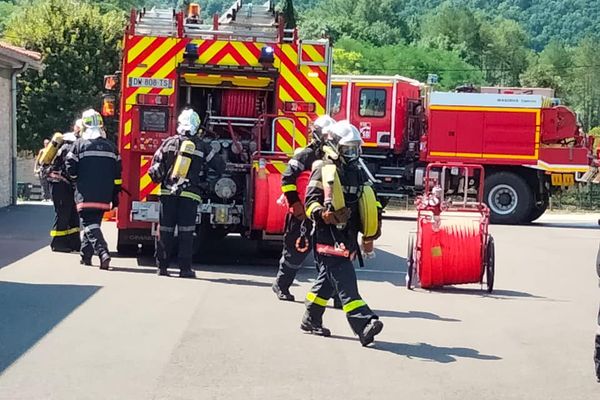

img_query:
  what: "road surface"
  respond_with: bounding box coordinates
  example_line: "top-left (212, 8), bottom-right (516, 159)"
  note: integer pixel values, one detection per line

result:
top-left (0, 203), bottom-right (599, 399)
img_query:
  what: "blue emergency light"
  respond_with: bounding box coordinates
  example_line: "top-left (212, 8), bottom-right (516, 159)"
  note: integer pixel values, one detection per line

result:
top-left (259, 46), bottom-right (275, 65)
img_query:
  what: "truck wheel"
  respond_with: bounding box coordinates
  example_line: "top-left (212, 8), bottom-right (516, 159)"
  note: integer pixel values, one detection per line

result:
top-left (484, 172), bottom-right (533, 224)
top-left (528, 195), bottom-right (549, 222)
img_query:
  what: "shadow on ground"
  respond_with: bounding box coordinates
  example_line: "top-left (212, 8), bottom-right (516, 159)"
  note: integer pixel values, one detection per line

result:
top-left (121, 234), bottom-right (407, 287)
top-left (0, 204), bottom-right (54, 269)
top-left (371, 341), bottom-right (502, 363)
top-left (0, 281), bottom-right (101, 374)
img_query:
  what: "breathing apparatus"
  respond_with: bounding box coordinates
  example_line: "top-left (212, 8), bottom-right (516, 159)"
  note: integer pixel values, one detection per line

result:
top-left (39, 132), bottom-right (64, 165)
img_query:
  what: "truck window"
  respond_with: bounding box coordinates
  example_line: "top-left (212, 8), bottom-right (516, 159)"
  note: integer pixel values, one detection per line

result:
top-left (330, 87), bottom-right (343, 116)
top-left (359, 89), bottom-right (386, 117)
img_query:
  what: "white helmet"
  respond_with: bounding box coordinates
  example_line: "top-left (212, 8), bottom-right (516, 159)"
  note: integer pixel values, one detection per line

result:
top-left (81, 109), bottom-right (105, 139)
top-left (327, 120), bottom-right (363, 163)
top-left (177, 108), bottom-right (201, 136)
top-left (312, 115), bottom-right (336, 142)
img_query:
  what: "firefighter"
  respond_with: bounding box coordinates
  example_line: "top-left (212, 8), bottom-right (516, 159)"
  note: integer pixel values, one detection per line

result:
top-left (272, 115), bottom-right (336, 302)
top-left (47, 119), bottom-right (83, 252)
top-left (594, 248), bottom-right (600, 383)
top-left (148, 108), bottom-right (223, 278)
top-left (66, 110), bottom-right (121, 269)
top-left (302, 120), bottom-right (383, 346)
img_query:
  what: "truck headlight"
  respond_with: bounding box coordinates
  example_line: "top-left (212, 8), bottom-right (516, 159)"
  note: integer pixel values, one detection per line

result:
top-left (215, 178), bottom-right (237, 200)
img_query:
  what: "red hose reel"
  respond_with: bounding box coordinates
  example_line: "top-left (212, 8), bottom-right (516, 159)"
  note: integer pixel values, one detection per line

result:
top-left (406, 163), bottom-right (495, 292)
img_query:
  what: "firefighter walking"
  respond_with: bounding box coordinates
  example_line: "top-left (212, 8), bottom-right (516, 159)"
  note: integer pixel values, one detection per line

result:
top-left (47, 119), bottom-right (83, 252)
top-left (148, 108), bottom-right (223, 278)
top-left (302, 121), bottom-right (383, 346)
top-left (272, 115), bottom-right (336, 301)
top-left (66, 110), bottom-right (121, 269)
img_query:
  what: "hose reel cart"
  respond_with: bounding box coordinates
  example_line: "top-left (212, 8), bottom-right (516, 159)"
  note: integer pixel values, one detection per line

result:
top-left (406, 163), bottom-right (495, 292)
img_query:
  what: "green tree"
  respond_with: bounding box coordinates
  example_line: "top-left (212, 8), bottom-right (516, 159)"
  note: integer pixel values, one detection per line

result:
top-left (569, 37), bottom-right (600, 130)
top-left (279, 0), bottom-right (297, 29)
top-left (4, 0), bottom-right (125, 150)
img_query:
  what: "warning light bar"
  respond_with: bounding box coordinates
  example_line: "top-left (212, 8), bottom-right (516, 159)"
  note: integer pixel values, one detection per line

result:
top-left (137, 94), bottom-right (168, 106)
top-left (284, 101), bottom-right (316, 113)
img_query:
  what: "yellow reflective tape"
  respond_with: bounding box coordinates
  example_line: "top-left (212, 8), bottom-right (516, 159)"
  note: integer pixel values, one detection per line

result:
top-left (231, 41), bottom-right (259, 65)
top-left (306, 201), bottom-right (322, 218)
top-left (302, 44), bottom-right (325, 63)
top-left (431, 246), bottom-right (442, 257)
top-left (195, 40), bottom-right (227, 64)
top-left (282, 184), bottom-right (297, 193)
top-left (180, 191), bottom-right (202, 202)
top-left (130, 39), bottom-right (174, 75)
top-left (306, 292), bottom-right (328, 307)
top-left (124, 119), bottom-right (132, 136)
top-left (376, 201), bottom-right (382, 208)
top-left (343, 299), bottom-right (367, 313)
top-left (50, 227), bottom-right (81, 237)
top-left (127, 37), bottom-right (156, 63)
top-left (114, 179), bottom-right (122, 185)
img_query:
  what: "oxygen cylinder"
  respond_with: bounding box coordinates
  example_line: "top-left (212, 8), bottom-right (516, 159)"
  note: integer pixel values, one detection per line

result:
top-left (170, 140), bottom-right (196, 181)
top-left (321, 163), bottom-right (345, 211)
top-left (39, 132), bottom-right (64, 165)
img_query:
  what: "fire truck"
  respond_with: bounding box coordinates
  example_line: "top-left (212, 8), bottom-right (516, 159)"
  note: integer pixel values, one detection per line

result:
top-left (330, 75), bottom-right (596, 224)
top-left (110, 1), bottom-right (331, 253)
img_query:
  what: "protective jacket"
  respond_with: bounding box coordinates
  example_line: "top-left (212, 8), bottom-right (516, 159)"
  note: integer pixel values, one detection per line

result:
top-left (66, 137), bottom-right (121, 211)
top-left (47, 132), bottom-right (77, 184)
top-left (305, 161), bottom-right (373, 257)
top-left (149, 135), bottom-right (221, 202)
top-left (281, 142), bottom-right (321, 204)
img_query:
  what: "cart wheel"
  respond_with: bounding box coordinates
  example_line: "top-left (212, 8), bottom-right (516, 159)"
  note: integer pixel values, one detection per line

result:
top-left (406, 234), bottom-right (415, 290)
top-left (485, 236), bottom-right (495, 293)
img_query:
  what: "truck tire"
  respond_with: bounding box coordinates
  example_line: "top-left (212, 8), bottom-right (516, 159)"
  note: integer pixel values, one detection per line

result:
top-left (528, 194), bottom-right (549, 223)
top-left (484, 172), bottom-right (533, 224)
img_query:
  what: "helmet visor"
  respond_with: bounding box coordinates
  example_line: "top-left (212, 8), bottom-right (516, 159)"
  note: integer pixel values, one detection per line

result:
top-left (339, 144), bottom-right (361, 161)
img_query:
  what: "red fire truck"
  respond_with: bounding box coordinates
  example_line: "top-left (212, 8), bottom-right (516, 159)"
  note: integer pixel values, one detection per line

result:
top-left (330, 75), bottom-right (596, 224)
top-left (110, 1), bottom-right (331, 253)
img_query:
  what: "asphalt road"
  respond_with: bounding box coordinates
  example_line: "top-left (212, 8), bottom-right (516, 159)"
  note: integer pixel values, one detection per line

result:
top-left (0, 203), bottom-right (599, 399)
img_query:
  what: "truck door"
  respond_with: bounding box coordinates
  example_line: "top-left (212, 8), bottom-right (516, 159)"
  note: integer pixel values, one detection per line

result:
top-left (350, 84), bottom-right (393, 148)
top-left (330, 84), bottom-right (347, 120)
top-left (428, 109), bottom-right (457, 155)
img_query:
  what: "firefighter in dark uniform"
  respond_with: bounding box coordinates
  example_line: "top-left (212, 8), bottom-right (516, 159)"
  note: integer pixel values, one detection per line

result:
top-left (66, 110), bottom-right (121, 269)
top-left (302, 121), bottom-right (383, 346)
top-left (272, 115), bottom-right (336, 301)
top-left (47, 119), bottom-right (83, 252)
top-left (595, 245), bottom-right (600, 382)
top-left (148, 108), bottom-right (223, 278)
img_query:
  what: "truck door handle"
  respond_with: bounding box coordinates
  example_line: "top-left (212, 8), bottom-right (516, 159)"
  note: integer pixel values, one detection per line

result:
top-left (448, 131), bottom-right (455, 137)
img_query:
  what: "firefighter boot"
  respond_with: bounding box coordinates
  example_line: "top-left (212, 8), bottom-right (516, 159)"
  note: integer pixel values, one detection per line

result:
top-left (273, 264), bottom-right (297, 301)
top-left (358, 319), bottom-right (384, 347)
top-left (99, 252), bottom-right (111, 270)
top-left (272, 282), bottom-right (295, 302)
top-left (80, 258), bottom-right (92, 266)
top-left (300, 312), bottom-right (331, 337)
top-left (157, 268), bottom-right (170, 277)
top-left (179, 269), bottom-right (196, 279)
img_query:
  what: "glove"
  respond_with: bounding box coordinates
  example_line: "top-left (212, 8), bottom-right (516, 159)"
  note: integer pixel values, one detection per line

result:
top-left (290, 201), bottom-right (306, 220)
top-left (321, 207), bottom-right (351, 225)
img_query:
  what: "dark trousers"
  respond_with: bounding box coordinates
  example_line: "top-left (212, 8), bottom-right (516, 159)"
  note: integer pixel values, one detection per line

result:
top-left (595, 305), bottom-right (600, 381)
top-left (50, 182), bottom-right (81, 252)
top-left (155, 195), bottom-right (197, 271)
top-left (275, 214), bottom-right (313, 290)
top-left (305, 255), bottom-right (377, 335)
top-left (79, 209), bottom-right (109, 261)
